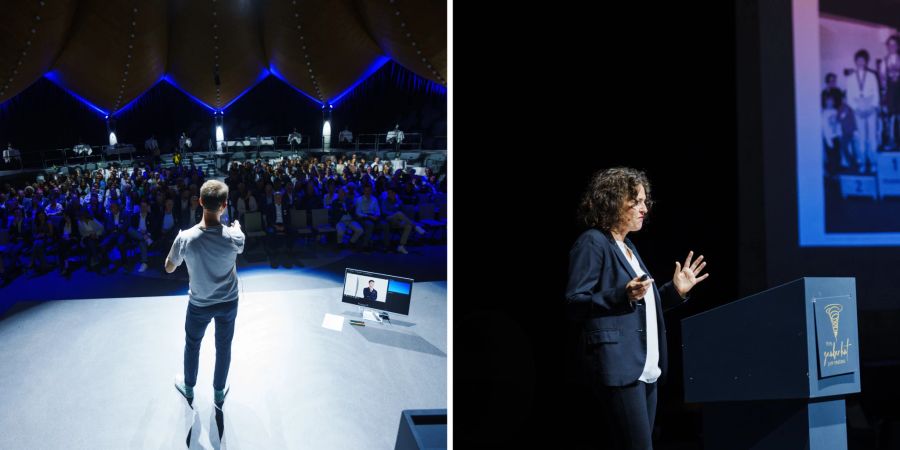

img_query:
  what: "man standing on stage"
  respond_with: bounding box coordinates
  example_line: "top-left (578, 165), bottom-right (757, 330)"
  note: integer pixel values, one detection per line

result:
top-left (170, 180), bottom-right (245, 409)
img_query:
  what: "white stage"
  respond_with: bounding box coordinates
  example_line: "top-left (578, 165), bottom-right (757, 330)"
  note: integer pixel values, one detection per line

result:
top-left (0, 282), bottom-right (447, 449)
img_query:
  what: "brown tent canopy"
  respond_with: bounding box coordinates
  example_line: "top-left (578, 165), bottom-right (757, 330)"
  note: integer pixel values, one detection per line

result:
top-left (0, 0), bottom-right (446, 112)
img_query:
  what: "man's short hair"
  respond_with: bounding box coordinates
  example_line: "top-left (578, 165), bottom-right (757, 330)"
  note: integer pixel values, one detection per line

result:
top-left (200, 179), bottom-right (229, 210)
top-left (855, 49), bottom-right (870, 62)
top-left (369, 280), bottom-right (375, 284)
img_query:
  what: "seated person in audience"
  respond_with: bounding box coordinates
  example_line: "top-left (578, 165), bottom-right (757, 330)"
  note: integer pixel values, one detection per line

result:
top-left (0, 192), bottom-right (7, 224)
top-left (374, 175), bottom-right (387, 197)
top-left (5, 207), bottom-right (31, 273)
top-left (65, 192), bottom-right (82, 219)
top-left (87, 192), bottom-right (106, 222)
top-left (399, 182), bottom-right (418, 206)
top-left (30, 189), bottom-right (48, 217)
top-left (393, 168), bottom-right (409, 185)
top-left (299, 182), bottom-right (323, 211)
top-left (125, 190), bottom-right (141, 215)
top-left (57, 213), bottom-right (79, 275)
top-left (44, 192), bottom-right (64, 218)
top-left (330, 187), bottom-right (363, 247)
top-left (101, 202), bottom-right (131, 269)
top-left (150, 190), bottom-right (166, 219)
top-left (264, 191), bottom-right (293, 268)
top-left (354, 184), bottom-right (388, 251)
top-left (180, 195), bottom-right (202, 230)
top-left (323, 181), bottom-right (339, 207)
top-left (379, 186), bottom-right (426, 255)
top-left (345, 182), bottom-right (359, 202)
top-left (427, 174), bottom-right (440, 192)
top-left (262, 183), bottom-right (277, 209)
top-left (77, 209), bottom-right (104, 270)
top-left (29, 209), bottom-right (54, 272)
top-left (104, 186), bottom-right (122, 212)
top-left (158, 198), bottom-right (179, 251)
top-left (176, 189), bottom-right (191, 220)
top-left (128, 198), bottom-right (155, 273)
top-left (413, 174), bottom-right (433, 195)
top-left (236, 187), bottom-right (258, 221)
top-left (21, 186), bottom-right (34, 215)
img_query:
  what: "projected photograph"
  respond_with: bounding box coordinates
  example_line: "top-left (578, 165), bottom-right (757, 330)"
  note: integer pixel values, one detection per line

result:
top-left (797, 5), bottom-right (900, 245)
top-left (343, 273), bottom-right (388, 302)
top-left (819, 15), bottom-right (900, 234)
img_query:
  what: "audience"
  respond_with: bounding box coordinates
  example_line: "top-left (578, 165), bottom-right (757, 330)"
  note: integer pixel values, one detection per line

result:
top-left (0, 153), bottom-right (446, 285)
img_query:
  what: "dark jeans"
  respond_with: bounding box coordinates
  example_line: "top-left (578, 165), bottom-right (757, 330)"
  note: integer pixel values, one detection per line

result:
top-left (183, 299), bottom-right (238, 391)
top-left (594, 380), bottom-right (658, 450)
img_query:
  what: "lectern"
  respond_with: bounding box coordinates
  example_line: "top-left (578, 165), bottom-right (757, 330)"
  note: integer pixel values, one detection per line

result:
top-left (682, 278), bottom-right (861, 449)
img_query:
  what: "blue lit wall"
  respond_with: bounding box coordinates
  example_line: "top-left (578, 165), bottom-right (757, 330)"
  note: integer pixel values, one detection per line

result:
top-left (0, 60), bottom-right (446, 153)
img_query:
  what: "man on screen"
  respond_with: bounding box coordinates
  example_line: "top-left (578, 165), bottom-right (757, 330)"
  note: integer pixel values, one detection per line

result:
top-left (846, 49), bottom-right (880, 173)
top-left (881, 35), bottom-right (900, 150)
top-left (363, 280), bottom-right (378, 301)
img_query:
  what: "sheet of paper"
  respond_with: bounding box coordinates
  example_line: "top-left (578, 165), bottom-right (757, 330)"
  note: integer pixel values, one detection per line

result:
top-left (321, 313), bottom-right (344, 332)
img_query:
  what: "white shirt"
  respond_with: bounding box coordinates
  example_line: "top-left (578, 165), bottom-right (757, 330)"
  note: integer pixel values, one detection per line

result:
top-left (846, 69), bottom-right (879, 113)
top-left (615, 240), bottom-right (661, 384)
top-left (78, 218), bottom-right (104, 238)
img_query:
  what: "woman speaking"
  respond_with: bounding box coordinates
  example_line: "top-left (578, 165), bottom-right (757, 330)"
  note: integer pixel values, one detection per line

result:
top-left (565, 167), bottom-right (709, 449)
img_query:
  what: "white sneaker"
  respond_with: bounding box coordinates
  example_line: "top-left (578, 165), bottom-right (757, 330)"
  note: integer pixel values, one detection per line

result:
top-left (145, 236), bottom-right (153, 246)
top-left (414, 225), bottom-right (425, 235)
top-left (138, 262), bottom-right (148, 272)
top-left (397, 245), bottom-right (408, 254)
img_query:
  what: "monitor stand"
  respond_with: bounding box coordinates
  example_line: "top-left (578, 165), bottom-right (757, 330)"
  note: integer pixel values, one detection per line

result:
top-left (359, 307), bottom-right (391, 324)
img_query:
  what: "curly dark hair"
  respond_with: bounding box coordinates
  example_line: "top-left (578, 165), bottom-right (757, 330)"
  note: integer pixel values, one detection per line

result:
top-left (577, 167), bottom-right (653, 231)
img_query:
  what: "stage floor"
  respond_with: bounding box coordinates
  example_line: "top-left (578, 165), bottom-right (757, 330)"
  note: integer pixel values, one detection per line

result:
top-left (0, 282), bottom-right (447, 449)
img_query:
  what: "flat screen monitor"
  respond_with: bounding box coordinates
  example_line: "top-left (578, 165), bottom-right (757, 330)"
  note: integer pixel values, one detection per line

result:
top-left (342, 268), bottom-right (414, 316)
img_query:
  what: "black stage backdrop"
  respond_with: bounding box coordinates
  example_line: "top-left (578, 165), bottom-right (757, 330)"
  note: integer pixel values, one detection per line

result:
top-left (453, 1), bottom-right (739, 448)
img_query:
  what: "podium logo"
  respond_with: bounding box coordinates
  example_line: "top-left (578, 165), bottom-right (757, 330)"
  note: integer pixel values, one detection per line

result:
top-left (822, 303), bottom-right (851, 368)
top-left (824, 304), bottom-right (842, 339)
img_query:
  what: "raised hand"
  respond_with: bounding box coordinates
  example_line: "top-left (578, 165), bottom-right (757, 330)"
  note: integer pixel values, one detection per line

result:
top-left (673, 251), bottom-right (709, 298)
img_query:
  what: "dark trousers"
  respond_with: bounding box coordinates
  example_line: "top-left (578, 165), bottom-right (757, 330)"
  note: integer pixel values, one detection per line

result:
top-left (183, 300), bottom-right (238, 391)
top-left (265, 228), bottom-right (292, 260)
top-left (595, 380), bottom-right (658, 450)
top-left (101, 231), bottom-right (128, 263)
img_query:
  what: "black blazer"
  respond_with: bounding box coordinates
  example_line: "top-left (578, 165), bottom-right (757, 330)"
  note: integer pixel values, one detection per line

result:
top-left (180, 206), bottom-right (202, 230)
top-left (264, 203), bottom-right (292, 231)
top-left (104, 211), bottom-right (131, 235)
top-left (129, 212), bottom-right (156, 236)
top-left (363, 287), bottom-right (378, 301)
top-left (565, 228), bottom-right (688, 387)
